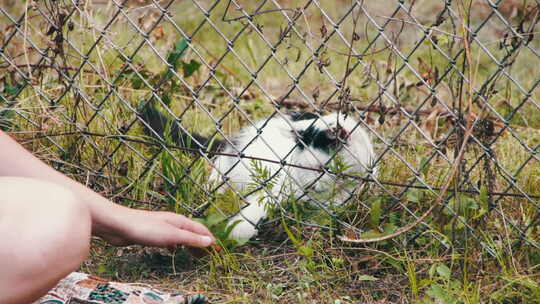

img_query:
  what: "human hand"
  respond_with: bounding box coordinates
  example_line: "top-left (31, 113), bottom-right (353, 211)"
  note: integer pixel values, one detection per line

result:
top-left (94, 207), bottom-right (215, 248)
top-left (0, 131), bottom-right (215, 248)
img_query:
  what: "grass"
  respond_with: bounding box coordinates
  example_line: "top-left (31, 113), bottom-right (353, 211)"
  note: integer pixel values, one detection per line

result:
top-left (1, 0), bottom-right (540, 303)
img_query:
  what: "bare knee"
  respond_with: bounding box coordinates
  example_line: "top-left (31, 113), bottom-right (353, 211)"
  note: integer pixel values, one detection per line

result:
top-left (0, 177), bottom-right (91, 303)
top-left (12, 178), bottom-right (92, 270)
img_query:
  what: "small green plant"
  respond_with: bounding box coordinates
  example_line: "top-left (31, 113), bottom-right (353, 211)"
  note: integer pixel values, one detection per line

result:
top-left (195, 160), bottom-right (283, 248)
top-left (422, 263), bottom-right (460, 303)
top-left (159, 150), bottom-right (208, 214)
top-left (193, 213), bottom-right (246, 248)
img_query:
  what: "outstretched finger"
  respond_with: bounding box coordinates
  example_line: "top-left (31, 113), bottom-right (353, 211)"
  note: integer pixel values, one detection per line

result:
top-left (172, 228), bottom-right (214, 248)
top-left (164, 213), bottom-right (214, 237)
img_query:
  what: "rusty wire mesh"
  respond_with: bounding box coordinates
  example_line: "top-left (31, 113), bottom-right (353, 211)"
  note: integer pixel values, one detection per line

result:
top-left (1, 0), bottom-right (539, 253)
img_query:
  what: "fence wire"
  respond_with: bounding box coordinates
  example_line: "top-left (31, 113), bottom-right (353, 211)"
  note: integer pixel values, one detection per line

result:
top-left (1, 0), bottom-right (539, 252)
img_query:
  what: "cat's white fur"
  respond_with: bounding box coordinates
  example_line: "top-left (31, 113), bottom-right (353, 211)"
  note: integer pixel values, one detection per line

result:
top-left (208, 112), bottom-right (376, 240)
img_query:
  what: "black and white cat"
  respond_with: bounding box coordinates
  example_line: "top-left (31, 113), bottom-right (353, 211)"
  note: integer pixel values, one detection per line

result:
top-left (141, 105), bottom-right (376, 241)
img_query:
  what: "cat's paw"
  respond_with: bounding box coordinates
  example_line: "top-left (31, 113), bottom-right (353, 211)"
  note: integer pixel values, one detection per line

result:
top-left (227, 219), bottom-right (258, 242)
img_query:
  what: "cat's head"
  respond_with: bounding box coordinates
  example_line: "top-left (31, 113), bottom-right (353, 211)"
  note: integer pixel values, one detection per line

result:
top-left (290, 111), bottom-right (376, 174)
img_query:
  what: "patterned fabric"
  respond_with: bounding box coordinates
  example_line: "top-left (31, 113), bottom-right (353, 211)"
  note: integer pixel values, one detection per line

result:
top-left (36, 272), bottom-right (207, 304)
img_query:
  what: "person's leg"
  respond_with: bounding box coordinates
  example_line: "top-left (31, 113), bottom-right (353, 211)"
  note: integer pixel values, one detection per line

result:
top-left (0, 177), bottom-right (92, 304)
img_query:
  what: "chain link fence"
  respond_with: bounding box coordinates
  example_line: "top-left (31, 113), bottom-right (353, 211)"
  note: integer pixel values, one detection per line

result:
top-left (1, 0), bottom-right (539, 253)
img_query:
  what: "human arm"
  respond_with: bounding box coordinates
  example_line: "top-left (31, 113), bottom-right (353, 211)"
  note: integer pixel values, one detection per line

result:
top-left (0, 130), bottom-right (215, 247)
